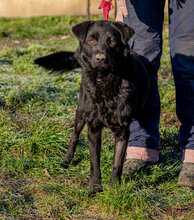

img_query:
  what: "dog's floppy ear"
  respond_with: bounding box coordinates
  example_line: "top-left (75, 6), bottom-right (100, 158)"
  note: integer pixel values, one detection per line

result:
top-left (72, 21), bottom-right (94, 42)
top-left (112, 22), bottom-right (134, 44)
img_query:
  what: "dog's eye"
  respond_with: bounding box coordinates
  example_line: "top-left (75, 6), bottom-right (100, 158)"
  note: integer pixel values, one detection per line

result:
top-left (109, 40), bottom-right (116, 47)
top-left (89, 40), bottom-right (97, 45)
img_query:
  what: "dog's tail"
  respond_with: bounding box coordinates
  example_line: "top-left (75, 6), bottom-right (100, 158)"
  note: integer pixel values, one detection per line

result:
top-left (34, 51), bottom-right (80, 73)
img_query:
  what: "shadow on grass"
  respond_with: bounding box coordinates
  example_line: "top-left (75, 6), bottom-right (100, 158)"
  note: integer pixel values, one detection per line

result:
top-left (0, 175), bottom-right (38, 218)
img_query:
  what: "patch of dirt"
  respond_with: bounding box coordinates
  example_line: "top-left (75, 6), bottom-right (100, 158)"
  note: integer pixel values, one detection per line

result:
top-left (56, 175), bottom-right (90, 187)
top-left (70, 203), bottom-right (117, 220)
top-left (160, 110), bottom-right (180, 127)
top-left (0, 35), bottom-right (70, 48)
top-left (163, 22), bottom-right (169, 34)
top-left (70, 216), bottom-right (116, 220)
top-left (0, 173), bottom-right (30, 190)
top-left (163, 203), bottom-right (194, 219)
top-left (0, 174), bottom-right (41, 218)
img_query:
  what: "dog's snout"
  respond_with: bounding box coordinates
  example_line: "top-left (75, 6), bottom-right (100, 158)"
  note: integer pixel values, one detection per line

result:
top-left (96, 54), bottom-right (106, 62)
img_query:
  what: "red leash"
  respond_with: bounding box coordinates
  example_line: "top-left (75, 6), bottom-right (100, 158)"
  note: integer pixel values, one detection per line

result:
top-left (98, 0), bottom-right (114, 20)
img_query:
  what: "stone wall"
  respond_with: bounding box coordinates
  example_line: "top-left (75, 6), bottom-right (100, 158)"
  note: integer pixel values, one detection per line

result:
top-left (0, 0), bottom-right (115, 18)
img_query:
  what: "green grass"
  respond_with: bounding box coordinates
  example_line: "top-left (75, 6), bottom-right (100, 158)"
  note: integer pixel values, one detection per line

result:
top-left (0, 15), bottom-right (193, 219)
top-left (0, 15), bottom-right (103, 39)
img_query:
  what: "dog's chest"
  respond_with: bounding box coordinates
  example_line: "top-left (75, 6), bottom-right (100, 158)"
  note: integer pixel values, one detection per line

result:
top-left (84, 78), bottom-right (136, 128)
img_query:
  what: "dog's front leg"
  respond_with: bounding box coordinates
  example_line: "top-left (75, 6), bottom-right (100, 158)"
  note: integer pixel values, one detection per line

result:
top-left (110, 129), bottom-right (129, 185)
top-left (87, 124), bottom-right (103, 194)
top-left (61, 108), bottom-right (85, 168)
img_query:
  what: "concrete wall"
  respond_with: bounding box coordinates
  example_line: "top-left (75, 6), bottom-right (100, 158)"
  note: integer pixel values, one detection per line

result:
top-left (0, 0), bottom-right (115, 18)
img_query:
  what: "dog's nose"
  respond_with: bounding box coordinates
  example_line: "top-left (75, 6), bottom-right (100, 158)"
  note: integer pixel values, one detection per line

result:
top-left (95, 54), bottom-right (106, 62)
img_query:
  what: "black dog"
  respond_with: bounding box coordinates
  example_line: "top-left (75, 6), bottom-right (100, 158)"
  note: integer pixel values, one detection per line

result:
top-left (35, 20), bottom-right (150, 193)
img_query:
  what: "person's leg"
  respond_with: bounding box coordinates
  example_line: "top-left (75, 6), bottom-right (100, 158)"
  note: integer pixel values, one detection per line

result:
top-left (116, 0), bottom-right (165, 172)
top-left (169, 0), bottom-right (194, 187)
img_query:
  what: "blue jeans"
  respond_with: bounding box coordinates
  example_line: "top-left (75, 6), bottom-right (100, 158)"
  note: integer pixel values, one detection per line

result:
top-left (124, 0), bottom-right (194, 150)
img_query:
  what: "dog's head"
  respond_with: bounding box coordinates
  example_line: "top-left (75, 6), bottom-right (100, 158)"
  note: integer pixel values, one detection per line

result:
top-left (73, 20), bottom-right (134, 72)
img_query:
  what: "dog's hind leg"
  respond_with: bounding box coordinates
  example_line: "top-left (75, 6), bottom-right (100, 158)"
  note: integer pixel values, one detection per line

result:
top-left (87, 123), bottom-right (103, 194)
top-left (110, 129), bottom-right (130, 185)
top-left (61, 108), bottom-right (85, 168)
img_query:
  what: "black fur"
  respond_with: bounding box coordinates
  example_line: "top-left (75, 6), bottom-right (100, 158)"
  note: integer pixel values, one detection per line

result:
top-left (34, 51), bottom-right (80, 72)
top-left (35, 20), bottom-right (150, 193)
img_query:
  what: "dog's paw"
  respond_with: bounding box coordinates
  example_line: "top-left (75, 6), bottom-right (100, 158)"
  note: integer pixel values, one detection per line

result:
top-left (61, 159), bottom-right (71, 169)
top-left (89, 184), bottom-right (103, 196)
